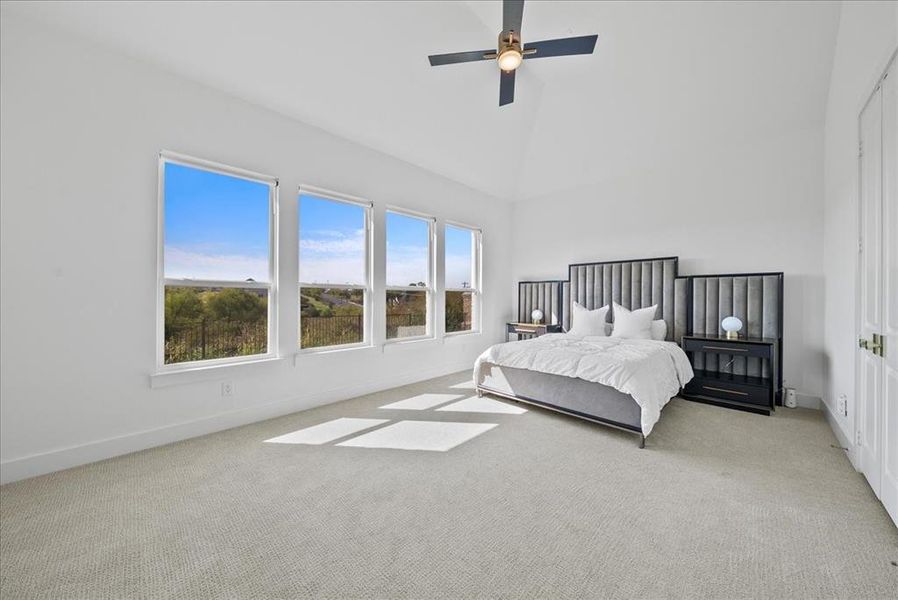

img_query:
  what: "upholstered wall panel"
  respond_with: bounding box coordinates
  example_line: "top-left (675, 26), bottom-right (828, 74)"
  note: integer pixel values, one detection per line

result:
top-left (562, 282), bottom-right (571, 331)
top-left (673, 278), bottom-right (688, 345)
top-left (518, 281), bottom-right (563, 325)
top-left (689, 273), bottom-right (783, 377)
top-left (567, 257), bottom-right (678, 340)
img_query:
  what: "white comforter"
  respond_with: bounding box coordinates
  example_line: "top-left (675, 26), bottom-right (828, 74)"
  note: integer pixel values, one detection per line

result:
top-left (474, 333), bottom-right (694, 436)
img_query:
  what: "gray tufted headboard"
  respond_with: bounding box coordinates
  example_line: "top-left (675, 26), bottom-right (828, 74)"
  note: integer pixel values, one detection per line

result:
top-left (517, 280), bottom-right (565, 325)
top-left (563, 257), bottom-right (680, 341)
top-left (681, 272), bottom-right (784, 378)
top-left (518, 257), bottom-right (680, 340)
top-left (517, 261), bottom-right (783, 366)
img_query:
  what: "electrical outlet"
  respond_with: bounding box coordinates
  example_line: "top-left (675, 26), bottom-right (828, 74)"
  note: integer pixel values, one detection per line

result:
top-left (837, 394), bottom-right (848, 417)
top-left (856, 430), bottom-right (862, 446)
top-left (221, 382), bottom-right (234, 397)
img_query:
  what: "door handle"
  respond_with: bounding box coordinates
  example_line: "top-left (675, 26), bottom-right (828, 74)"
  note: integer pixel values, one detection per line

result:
top-left (871, 333), bottom-right (884, 357)
top-left (860, 334), bottom-right (885, 356)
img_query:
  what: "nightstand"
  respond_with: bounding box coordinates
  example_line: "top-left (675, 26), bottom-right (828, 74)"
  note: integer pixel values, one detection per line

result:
top-left (680, 334), bottom-right (780, 415)
top-left (506, 322), bottom-right (562, 341)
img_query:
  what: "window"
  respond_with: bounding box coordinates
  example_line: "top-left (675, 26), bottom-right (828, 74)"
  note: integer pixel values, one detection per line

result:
top-left (386, 210), bottom-right (433, 340)
top-left (445, 224), bottom-right (481, 334)
top-left (299, 191), bottom-right (371, 349)
top-left (158, 153), bottom-right (277, 368)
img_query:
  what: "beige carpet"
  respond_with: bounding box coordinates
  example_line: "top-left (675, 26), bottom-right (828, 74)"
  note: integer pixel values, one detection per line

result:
top-left (1, 371), bottom-right (896, 599)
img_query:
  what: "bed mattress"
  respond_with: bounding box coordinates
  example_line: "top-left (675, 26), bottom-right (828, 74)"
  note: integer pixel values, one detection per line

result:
top-left (474, 333), bottom-right (693, 436)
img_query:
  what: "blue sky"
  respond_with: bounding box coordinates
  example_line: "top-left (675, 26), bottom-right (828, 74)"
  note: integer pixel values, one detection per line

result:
top-left (445, 225), bottom-right (474, 289)
top-left (385, 211), bottom-right (429, 286)
top-left (165, 163), bottom-right (473, 286)
top-left (300, 194), bottom-right (366, 284)
top-left (164, 162), bottom-right (270, 281)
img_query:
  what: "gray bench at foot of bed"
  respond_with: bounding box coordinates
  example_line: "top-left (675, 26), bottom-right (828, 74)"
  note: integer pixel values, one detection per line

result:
top-left (476, 362), bottom-right (647, 448)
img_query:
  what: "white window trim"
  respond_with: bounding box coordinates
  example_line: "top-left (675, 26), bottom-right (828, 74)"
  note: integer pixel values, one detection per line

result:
top-left (156, 151), bottom-right (279, 373)
top-left (298, 187), bottom-right (373, 353)
top-left (444, 223), bottom-right (482, 336)
top-left (385, 207), bottom-right (435, 344)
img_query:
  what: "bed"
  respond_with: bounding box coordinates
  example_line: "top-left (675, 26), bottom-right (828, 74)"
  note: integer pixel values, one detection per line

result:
top-left (475, 256), bottom-right (691, 447)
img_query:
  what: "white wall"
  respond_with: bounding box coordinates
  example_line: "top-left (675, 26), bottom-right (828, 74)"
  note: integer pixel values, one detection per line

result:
top-left (511, 124), bottom-right (827, 406)
top-left (822, 2), bottom-right (898, 458)
top-left (0, 13), bottom-right (513, 483)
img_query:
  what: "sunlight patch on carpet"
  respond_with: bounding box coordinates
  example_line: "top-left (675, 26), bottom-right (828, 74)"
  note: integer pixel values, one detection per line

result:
top-left (336, 420), bottom-right (497, 451)
top-left (264, 418), bottom-right (389, 445)
top-left (378, 393), bottom-right (463, 410)
top-left (436, 396), bottom-right (527, 415)
top-left (449, 380), bottom-right (475, 390)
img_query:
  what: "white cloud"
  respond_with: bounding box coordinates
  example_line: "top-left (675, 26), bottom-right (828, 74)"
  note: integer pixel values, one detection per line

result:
top-left (300, 229), bottom-right (366, 283)
top-left (165, 233), bottom-right (474, 288)
top-left (386, 244), bottom-right (428, 286)
top-left (446, 255), bottom-right (474, 289)
top-left (165, 246), bottom-right (269, 282)
top-left (300, 228), bottom-right (365, 256)
top-left (300, 257), bottom-right (366, 285)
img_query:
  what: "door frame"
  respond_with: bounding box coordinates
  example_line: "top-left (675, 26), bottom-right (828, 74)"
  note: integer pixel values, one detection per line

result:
top-left (853, 47), bottom-right (897, 490)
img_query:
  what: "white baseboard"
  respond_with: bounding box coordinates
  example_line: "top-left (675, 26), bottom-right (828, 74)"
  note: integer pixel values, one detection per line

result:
top-left (823, 400), bottom-right (859, 469)
top-left (795, 393), bottom-right (822, 410)
top-left (0, 360), bottom-right (473, 485)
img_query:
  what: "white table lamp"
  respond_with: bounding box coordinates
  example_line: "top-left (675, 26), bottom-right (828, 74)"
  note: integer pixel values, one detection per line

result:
top-left (721, 316), bottom-right (743, 339)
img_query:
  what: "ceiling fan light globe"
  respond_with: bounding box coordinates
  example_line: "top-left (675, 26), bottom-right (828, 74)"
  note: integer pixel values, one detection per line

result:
top-left (497, 49), bottom-right (523, 71)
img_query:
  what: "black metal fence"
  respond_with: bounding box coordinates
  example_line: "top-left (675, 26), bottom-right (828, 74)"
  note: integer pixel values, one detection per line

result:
top-left (299, 313), bottom-right (428, 347)
top-left (165, 320), bottom-right (267, 364)
top-left (301, 314), bottom-right (364, 348)
top-left (446, 315), bottom-right (472, 333)
top-left (166, 313), bottom-right (433, 360)
top-left (386, 312), bottom-right (426, 338)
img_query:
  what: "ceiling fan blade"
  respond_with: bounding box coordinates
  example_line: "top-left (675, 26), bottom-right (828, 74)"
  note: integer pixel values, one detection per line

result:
top-left (503, 0), bottom-right (525, 33)
top-left (499, 69), bottom-right (515, 106)
top-left (429, 49), bottom-right (495, 67)
top-left (523, 35), bottom-right (598, 59)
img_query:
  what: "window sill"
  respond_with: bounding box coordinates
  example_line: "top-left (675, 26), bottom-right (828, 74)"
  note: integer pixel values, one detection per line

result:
top-left (293, 343), bottom-right (375, 363)
top-left (150, 356), bottom-right (284, 389)
top-left (381, 335), bottom-right (438, 351)
top-left (443, 330), bottom-right (481, 340)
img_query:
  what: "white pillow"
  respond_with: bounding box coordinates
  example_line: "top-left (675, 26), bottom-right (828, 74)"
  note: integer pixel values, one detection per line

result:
top-left (606, 319), bottom-right (664, 338)
top-left (568, 302), bottom-right (610, 337)
top-left (611, 302), bottom-right (657, 339)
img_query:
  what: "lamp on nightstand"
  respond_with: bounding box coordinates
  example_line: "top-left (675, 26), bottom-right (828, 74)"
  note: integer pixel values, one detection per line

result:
top-left (531, 309), bottom-right (544, 324)
top-left (721, 316), bottom-right (743, 339)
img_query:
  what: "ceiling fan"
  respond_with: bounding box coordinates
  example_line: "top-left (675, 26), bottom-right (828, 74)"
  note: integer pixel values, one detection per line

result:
top-left (427, 0), bottom-right (598, 107)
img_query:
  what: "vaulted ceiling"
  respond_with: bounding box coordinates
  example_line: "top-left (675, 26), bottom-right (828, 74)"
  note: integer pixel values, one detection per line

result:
top-left (4, 1), bottom-right (840, 201)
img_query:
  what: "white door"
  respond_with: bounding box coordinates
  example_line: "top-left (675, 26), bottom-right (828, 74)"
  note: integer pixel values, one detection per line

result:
top-left (857, 56), bottom-right (898, 528)
top-left (880, 57), bottom-right (898, 527)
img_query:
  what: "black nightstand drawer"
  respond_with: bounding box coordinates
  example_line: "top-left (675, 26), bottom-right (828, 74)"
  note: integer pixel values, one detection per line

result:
top-left (682, 338), bottom-right (769, 358)
top-left (505, 322), bottom-right (562, 341)
top-left (684, 372), bottom-right (771, 407)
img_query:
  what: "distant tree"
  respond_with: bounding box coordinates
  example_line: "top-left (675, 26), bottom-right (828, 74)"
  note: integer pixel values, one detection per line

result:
top-left (207, 288), bottom-right (266, 323)
top-left (445, 291), bottom-right (465, 331)
top-left (165, 288), bottom-right (204, 334)
top-left (334, 303), bottom-right (362, 316)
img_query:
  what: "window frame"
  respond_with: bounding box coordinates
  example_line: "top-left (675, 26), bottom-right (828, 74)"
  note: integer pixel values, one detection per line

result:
top-left (297, 186), bottom-right (373, 353)
top-left (155, 151), bottom-right (279, 372)
top-left (443, 221), bottom-right (482, 337)
top-left (384, 207), bottom-right (436, 343)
